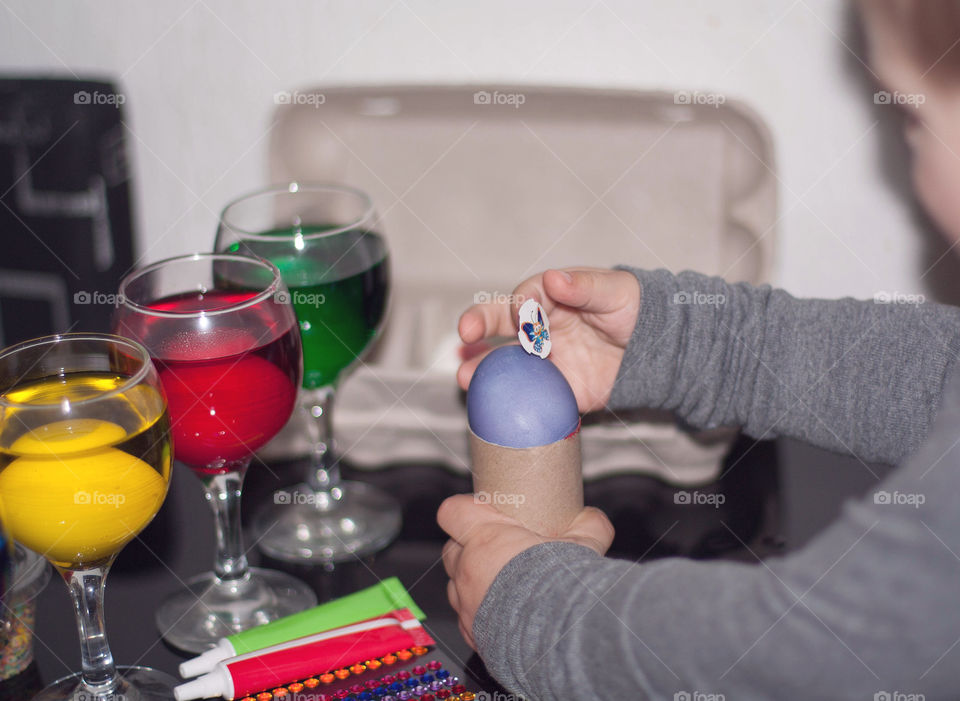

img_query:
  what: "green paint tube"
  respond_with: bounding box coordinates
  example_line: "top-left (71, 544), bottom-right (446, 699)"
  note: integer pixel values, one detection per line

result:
top-left (178, 577), bottom-right (425, 678)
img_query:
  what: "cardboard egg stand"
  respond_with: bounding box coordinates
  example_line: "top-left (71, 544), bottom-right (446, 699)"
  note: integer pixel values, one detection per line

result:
top-left (257, 85), bottom-right (776, 487)
top-left (469, 426), bottom-right (583, 536)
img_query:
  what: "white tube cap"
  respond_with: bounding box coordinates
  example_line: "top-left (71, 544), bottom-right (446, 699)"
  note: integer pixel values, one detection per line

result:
top-left (174, 669), bottom-right (230, 701)
top-left (179, 639), bottom-right (235, 678)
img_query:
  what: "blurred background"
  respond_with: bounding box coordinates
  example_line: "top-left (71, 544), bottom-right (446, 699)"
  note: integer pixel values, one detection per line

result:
top-left (2, 0), bottom-right (948, 301)
top-left (1, 2), bottom-right (944, 692)
top-left (0, 0), bottom-right (940, 562)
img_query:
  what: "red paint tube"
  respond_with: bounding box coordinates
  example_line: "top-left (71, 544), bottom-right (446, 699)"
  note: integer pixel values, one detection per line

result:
top-left (174, 609), bottom-right (433, 701)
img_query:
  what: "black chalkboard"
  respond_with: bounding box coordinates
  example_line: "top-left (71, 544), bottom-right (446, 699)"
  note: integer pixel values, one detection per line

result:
top-left (0, 77), bottom-right (135, 346)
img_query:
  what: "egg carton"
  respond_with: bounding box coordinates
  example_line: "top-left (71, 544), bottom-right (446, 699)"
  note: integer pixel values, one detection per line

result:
top-left (258, 85), bottom-right (776, 485)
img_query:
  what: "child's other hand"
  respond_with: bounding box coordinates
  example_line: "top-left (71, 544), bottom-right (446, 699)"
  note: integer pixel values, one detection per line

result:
top-left (458, 268), bottom-right (641, 412)
top-left (437, 494), bottom-right (615, 651)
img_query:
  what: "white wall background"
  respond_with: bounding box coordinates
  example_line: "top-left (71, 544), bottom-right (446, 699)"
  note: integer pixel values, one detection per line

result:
top-left (1, 0), bottom-right (951, 301)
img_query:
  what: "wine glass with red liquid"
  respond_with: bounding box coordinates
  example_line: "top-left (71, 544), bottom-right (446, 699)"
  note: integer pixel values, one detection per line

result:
top-left (113, 252), bottom-right (316, 653)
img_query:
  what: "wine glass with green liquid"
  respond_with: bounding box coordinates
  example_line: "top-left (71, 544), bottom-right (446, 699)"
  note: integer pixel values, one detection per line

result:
top-left (216, 183), bottom-right (400, 562)
top-left (0, 333), bottom-right (175, 701)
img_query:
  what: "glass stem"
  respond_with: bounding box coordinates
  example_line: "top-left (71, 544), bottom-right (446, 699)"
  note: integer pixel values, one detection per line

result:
top-left (302, 386), bottom-right (342, 498)
top-left (201, 465), bottom-right (250, 582)
top-left (62, 563), bottom-right (120, 697)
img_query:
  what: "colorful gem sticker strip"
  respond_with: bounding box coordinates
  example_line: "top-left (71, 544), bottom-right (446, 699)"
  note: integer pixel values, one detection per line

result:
top-left (238, 649), bottom-right (480, 701)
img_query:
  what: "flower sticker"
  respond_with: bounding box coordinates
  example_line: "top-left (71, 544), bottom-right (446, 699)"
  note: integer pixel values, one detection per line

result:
top-left (518, 298), bottom-right (551, 358)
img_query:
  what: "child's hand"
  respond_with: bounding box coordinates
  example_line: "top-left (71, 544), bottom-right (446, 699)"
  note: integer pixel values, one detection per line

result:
top-left (437, 494), bottom-right (615, 651)
top-left (458, 268), bottom-right (641, 412)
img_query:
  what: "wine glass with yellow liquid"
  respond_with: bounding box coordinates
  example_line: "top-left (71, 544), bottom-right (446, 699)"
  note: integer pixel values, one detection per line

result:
top-left (0, 333), bottom-right (175, 701)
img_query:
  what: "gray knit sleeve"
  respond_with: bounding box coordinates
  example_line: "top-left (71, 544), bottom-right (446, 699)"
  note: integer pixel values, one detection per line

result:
top-left (608, 268), bottom-right (960, 464)
top-left (474, 367), bottom-right (960, 699)
top-left (471, 269), bottom-right (960, 700)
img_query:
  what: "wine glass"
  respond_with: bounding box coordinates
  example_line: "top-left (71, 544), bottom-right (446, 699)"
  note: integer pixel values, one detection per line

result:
top-left (0, 483), bottom-right (12, 663)
top-left (113, 253), bottom-right (316, 653)
top-left (216, 183), bottom-right (400, 562)
top-left (0, 333), bottom-right (176, 701)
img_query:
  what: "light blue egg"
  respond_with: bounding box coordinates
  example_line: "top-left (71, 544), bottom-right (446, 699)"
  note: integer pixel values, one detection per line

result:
top-left (467, 345), bottom-right (579, 448)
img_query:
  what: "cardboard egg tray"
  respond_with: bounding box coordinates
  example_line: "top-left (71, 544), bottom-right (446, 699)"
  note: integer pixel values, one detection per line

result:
top-left (259, 85), bottom-right (776, 485)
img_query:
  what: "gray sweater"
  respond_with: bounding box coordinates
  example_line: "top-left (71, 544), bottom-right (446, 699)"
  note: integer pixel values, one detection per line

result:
top-left (472, 268), bottom-right (960, 700)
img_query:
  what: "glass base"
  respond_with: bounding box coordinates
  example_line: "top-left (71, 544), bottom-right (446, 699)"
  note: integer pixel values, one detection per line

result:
top-left (33, 666), bottom-right (178, 701)
top-left (254, 480), bottom-right (402, 563)
top-left (155, 568), bottom-right (316, 653)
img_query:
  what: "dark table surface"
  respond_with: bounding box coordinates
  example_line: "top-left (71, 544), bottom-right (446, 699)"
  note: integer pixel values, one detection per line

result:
top-left (11, 434), bottom-right (781, 699)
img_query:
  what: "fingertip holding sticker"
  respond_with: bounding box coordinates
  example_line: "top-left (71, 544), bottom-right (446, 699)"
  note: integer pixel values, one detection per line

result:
top-left (518, 299), bottom-right (551, 358)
